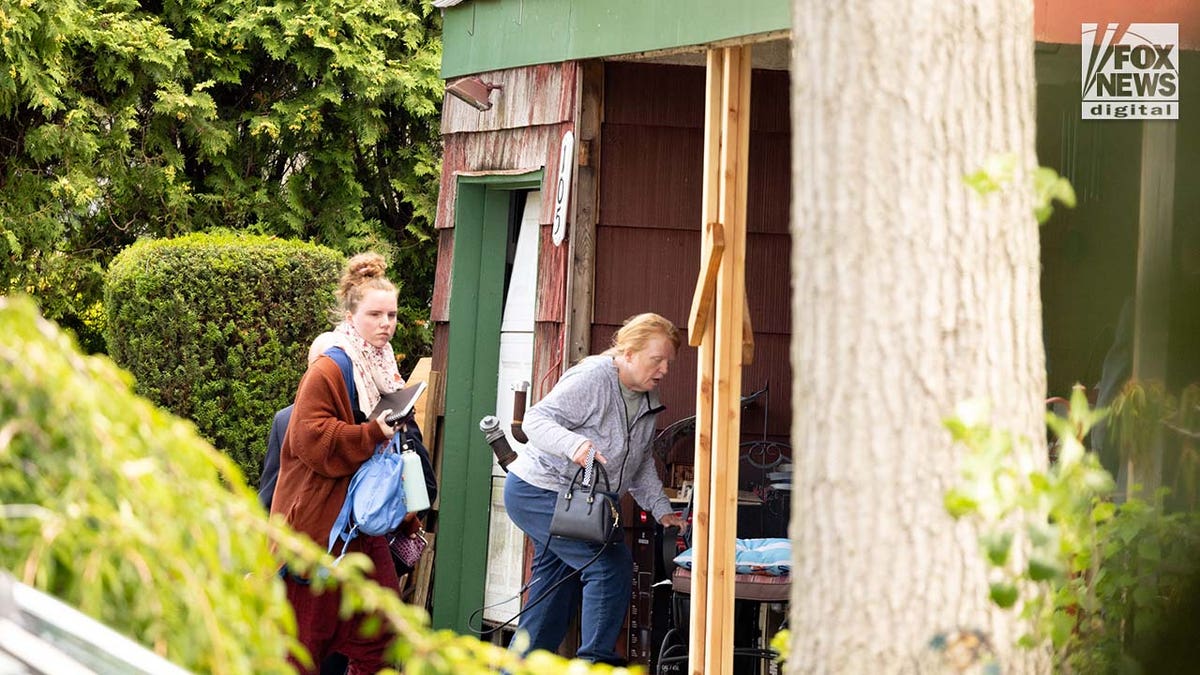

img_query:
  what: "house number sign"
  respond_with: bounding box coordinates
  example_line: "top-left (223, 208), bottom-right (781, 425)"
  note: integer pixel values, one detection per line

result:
top-left (552, 130), bottom-right (574, 246)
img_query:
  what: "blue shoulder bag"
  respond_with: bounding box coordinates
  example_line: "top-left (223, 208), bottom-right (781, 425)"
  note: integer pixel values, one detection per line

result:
top-left (324, 348), bottom-right (408, 560)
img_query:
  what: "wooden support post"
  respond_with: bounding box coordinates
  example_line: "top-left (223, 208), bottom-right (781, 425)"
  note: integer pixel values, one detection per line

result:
top-left (403, 357), bottom-right (440, 610)
top-left (408, 357), bottom-right (440, 450)
top-left (687, 46), bottom-right (725, 675)
top-left (406, 358), bottom-right (442, 510)
top-left (708, 44), bottom-right (751, 675)
top-left (412, 531), bottom-right (437, 611)
top-left (689, 44), bottom-right (751, 675)
top-left (568, 61), bottom-right (604, 366)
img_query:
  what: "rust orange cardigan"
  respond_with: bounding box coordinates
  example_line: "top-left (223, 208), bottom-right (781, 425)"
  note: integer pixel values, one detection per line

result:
top-left (270, 355), bottom-right (388, 550)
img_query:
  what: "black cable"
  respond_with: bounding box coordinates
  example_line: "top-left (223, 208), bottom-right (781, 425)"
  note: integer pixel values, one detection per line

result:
top-left (466, 537), bottom-right (554, 638)
top-left (467, 373), bottom-right (646, 640)
top-left (468, 470), bottom-right (627, 640)
top-left (467, 512), bottom-right (619, 638)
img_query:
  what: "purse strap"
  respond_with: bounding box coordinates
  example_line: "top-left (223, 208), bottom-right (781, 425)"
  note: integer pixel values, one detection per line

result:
top-left (381, 432), bottom-right (401, 455)
top-left (575, 446), bottom-right (611, 493)
top-left (581, 445), bottom-right (596, 487)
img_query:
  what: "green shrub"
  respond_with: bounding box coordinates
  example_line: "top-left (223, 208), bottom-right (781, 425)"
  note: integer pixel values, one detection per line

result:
top-left (104, 233), bottom-right (344, 481)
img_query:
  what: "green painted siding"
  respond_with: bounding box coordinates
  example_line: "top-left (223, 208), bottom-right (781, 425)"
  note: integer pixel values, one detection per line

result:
top-left (441, 0), bottom-right (789, 78)
top-left (432, 172), bottom-right (542, 632)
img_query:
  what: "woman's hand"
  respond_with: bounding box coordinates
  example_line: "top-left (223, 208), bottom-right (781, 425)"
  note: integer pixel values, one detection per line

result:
top-left (375, 409), bottom-right (397, 438)
top-left (399, 512), bottom-right (422, 537)
top-left (659, 512), bottom-right (686, 529)
top-left (571, 440), bottom-right (607, 468)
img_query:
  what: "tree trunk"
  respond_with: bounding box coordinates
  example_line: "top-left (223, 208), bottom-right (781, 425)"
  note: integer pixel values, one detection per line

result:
top-left (788, 1), bottom-right (1047, 672)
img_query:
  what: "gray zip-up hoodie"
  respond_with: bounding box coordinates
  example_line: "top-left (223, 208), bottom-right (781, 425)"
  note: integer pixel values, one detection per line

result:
top-left (508, 355), bottom-right (674, 522)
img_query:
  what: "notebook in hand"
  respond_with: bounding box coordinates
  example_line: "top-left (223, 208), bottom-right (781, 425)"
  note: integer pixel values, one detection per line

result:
top-left (370, 380), bottom-right (428, 423)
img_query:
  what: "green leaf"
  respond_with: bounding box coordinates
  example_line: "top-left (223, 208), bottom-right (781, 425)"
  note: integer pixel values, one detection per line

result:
top-left (1137, 538), bottom-right (1162, 563)
top-left (1033, 166), bottom-right (1077, 224)
top-left (1028, 553), bottom-right (1066, 582)
top-left (944, 416), bottom-right (969, 439)
top-left (945, 489), bottom-right (980, 518)
top-left (1092, 500), bottom-right (1116, 523)
top-left (1132, 584), bottom-right (1156, 607)
top-left (1028, 522), bottom-right (1057, 548)
top-left (1050, 609), bottom-right (1075, 647)
top-left (2, 229), bottom-right (22, 256)
top-left (981, 531), bottom-right (1014, 567)
top-left (964, 153), bottom-right (1017, 195)
top-left (990, 581), bottom-right (1020, 608)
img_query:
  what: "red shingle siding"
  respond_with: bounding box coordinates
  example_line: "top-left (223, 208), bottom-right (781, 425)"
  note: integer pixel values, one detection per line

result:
top-left (592, 61), bottom-right (793, 434)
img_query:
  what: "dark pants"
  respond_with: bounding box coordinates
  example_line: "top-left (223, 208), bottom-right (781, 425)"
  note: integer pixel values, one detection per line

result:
top-left (285, 535), bottom-right (400, 674)
top-left (503, 473), bottom-right (632, 664)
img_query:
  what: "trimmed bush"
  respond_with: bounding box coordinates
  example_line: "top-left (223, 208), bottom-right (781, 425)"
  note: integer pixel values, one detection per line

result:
top-left (104, 233), bottom-right (343, 480)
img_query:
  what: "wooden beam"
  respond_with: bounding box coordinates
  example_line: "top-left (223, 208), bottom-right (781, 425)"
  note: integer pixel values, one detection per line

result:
top-left (688, 220), bottom-right (726, 346)
top-left (412, 531), bottom-right (437, 611)
top-left (702, 43), bottom-right (751, 675)
top-left (405, 358), bottom-right (442, 511)
top-left (407, 357), bottom-right (439, 449)
top-left (687, 46), bottom-right (725, 675)
top-left (567, 61), bottom-right (604, 367)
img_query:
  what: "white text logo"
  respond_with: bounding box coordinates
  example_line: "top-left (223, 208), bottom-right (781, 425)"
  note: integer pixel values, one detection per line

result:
top-left (1081, 23), bottom-right (1178, 120)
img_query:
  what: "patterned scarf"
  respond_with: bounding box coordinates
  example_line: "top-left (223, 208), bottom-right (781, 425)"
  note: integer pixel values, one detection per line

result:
top-left (330, 320), bottom-right (404, 419)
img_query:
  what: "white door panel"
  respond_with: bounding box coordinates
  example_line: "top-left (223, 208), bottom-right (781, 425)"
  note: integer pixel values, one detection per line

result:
top-left (485, 190), bottom-right (541, 626)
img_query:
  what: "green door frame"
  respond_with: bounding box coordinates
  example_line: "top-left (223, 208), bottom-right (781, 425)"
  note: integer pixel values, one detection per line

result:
top-left (432, 170), bottom-right (543, 632)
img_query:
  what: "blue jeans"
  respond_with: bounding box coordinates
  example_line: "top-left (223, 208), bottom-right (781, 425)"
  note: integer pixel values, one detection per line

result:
top-left (503, 473), bottom-right (632, 664)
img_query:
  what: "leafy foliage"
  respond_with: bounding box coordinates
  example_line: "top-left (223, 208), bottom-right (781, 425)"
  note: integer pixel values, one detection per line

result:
top-left (946, 387), bottom-right (1200, 672)
top-left (0, 0), bottom-right (443, 359)
top-left (0, 294), bottom-right (298, 672)
top-left (0, 295), bottom-right (628, 674)
top-left (963, 155), bottom-right (1076, 224)
top-left (1108, 382), bottom-right (1200, 510)
top-left (1066, 495), bottom-right (1200, 673)
top-left (945, 388), bottom-right (1114, 653)
top-left (104, 233), bottom-right (343, 481)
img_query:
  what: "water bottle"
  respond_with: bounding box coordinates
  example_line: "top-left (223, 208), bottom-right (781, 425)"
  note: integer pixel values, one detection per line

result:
top-left (400, 440), bottom-right (431, 512)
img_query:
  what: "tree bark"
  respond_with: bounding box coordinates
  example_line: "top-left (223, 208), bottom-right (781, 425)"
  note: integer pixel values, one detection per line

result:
top-left (789, 1), bottom-right (1048, 672)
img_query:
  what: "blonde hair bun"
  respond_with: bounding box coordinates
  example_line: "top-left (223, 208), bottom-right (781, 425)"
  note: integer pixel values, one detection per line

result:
top-left (335, 252), bottom-right (396, 317)
top-left (344, 252), bottom-right (388, 284)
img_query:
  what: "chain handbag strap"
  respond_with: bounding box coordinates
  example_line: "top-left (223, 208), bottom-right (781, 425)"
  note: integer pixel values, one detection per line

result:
top-left (581, 445), bottom-right (596, 488)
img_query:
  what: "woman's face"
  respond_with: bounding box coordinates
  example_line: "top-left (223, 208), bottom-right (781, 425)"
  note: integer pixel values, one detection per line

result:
top-left (619, 335), bottom-right (676, 393)
top-left (348, 288), bottom-right (398, 349)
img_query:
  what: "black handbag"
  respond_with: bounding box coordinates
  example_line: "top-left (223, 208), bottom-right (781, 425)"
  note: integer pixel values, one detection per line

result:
top-left (549, 450), bottom-right (620, 544)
